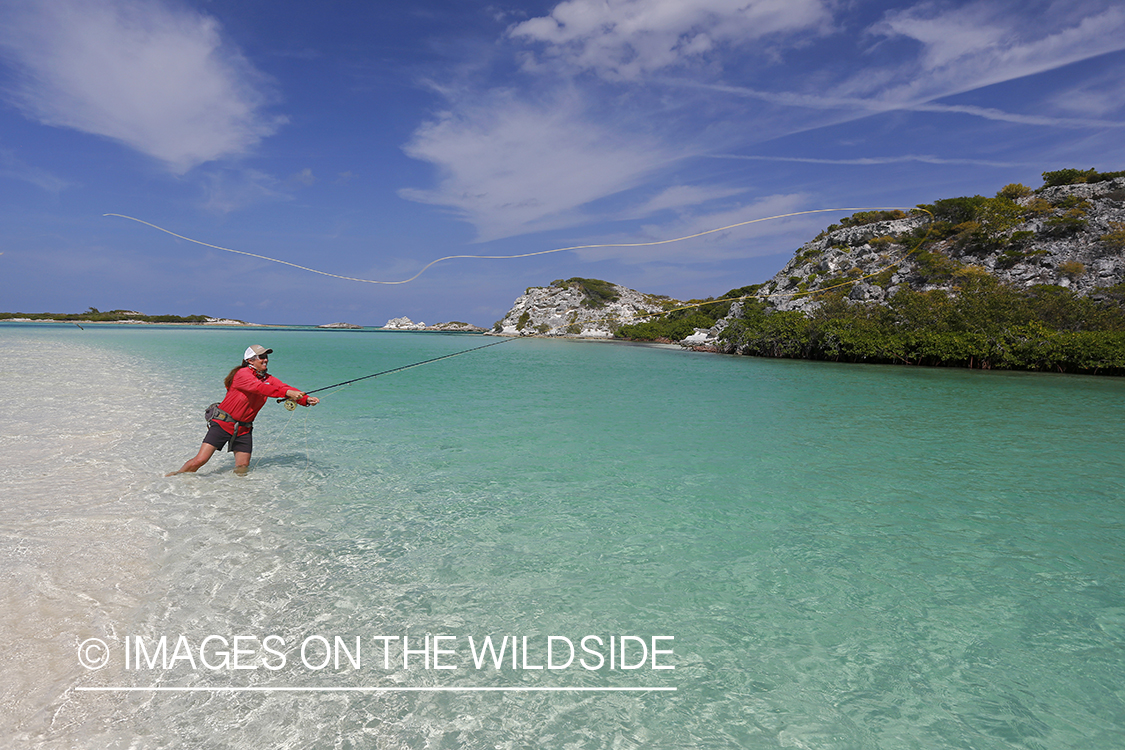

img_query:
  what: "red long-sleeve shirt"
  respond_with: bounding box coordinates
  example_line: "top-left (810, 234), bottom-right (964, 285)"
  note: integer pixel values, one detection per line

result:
top-left (213, 367), bottom-right (294, 436)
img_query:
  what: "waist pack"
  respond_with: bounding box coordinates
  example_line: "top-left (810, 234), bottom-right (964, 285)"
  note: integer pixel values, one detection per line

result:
top-left (204, 403), bottom-right (232, 424)
top-left (204, 403), bottom-right (252, 451)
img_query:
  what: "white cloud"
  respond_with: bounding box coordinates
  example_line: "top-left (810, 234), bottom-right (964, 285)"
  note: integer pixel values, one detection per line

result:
top-left (0, 0), bottom-right (283, 173)
top-left (1046, 70), bottom-right (1125, 117)
top-left (399, 89), bottom-right (686, 241)
top-left (401, 0), bottom-right (1125, 251)
top-left (684, 78), bottom-right (1125, 130)
top-left (288, 168), bottom-right (317, 186)
top-left (863, 1), bottom-right (1125, 104)
top-left (509, 0), bottom-right (832, 79)
top-left (630, 184), bottom-right (747, 217)
top-left (710, 152), bottom-right (1023, 168)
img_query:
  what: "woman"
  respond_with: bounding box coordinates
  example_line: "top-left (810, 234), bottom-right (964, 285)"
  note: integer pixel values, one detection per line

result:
top-left (167, 345), bottom-right (319, 476)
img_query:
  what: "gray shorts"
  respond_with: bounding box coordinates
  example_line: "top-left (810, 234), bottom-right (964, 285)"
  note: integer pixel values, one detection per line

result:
top-left (203, 421), bottom-right (253, 453)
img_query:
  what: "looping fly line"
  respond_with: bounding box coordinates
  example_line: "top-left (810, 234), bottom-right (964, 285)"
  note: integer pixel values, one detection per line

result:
top-left (104, 208), bottom-right (930, 290)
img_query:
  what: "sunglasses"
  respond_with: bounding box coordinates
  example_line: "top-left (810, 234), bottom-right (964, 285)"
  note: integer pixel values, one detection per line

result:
top-left (255, 355), bottom-right (269, 361)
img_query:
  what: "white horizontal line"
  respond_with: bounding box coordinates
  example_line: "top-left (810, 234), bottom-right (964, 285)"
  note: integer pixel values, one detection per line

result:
top-left (76, 686), bottom-right (676, 693)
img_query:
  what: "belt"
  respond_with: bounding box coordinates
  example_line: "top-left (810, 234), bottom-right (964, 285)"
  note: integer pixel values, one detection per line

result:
top-left (207, 405), bottom-right (253, 451)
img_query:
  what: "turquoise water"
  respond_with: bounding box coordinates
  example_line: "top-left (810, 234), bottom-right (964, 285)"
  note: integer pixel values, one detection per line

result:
top-left (3, 324), bottom-right (1125, 748)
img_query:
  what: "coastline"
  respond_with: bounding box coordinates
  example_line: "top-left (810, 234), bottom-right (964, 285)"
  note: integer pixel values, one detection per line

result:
top-left (0, 335), bottom-right (177, 745)
top-left (486, 331), bottom-right (686, 350)
top-left (0, 318), bottom-right (268, 326)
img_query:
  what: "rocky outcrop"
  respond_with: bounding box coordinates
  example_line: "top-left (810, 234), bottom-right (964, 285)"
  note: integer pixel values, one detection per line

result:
top-left (494, 279), bottom-right (680, 337)
top-left (318, 322), bottom-right (363, 329)
top-left (382, 317), bottom-right (486, 332)
top-left (428, 321), bottom-right (487, 332)
top-left (383, 316), bottom-right (427, 330)
top-left (684, 178), bottom-right (1125, 345)
top-left (762, 178), bottom-right (1125, 315)
top-left (489, 177), bottom-right (1125, 347)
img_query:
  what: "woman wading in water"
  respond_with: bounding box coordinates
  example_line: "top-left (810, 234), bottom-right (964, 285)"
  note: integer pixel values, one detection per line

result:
top-left (167, 345), bottom-right (318, 476)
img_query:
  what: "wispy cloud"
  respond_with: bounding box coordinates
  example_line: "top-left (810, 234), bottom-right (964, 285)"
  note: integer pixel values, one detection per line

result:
top-left (509, 0), bottom-right (833, 80)
top-left (198, 168), bottom-right (289, 214)
top-left (1045, 68), bottom-right (1125, 118)
top-left (288, 168), bottom-right (318, 187)
top-left (861, 0), bottom-right (1125, 104)
top-left (628, 184), bottom-right (748, 217)
top-left (710, 153), bottom-right (1026, 169)
top-left (400, 0), bottom-right (840, 241)
top-left (571, 192), bottom-right (818, 264)
top-left (685, 81), bottom-right (1125, 129)
top-left (399, 88), bottom-right (686, 241)
top-left (400, 0), bottom-right (1125, 248)
top-left (0, 0), bottom-right (284, 173)
top-left (710, 153), bottom-right (1023, 168)
top-left (0, 148), bottom-right (72, 192)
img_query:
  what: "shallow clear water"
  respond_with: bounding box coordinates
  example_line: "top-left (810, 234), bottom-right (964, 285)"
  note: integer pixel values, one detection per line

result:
top-left (3, 323), bottom-right (1124, 749)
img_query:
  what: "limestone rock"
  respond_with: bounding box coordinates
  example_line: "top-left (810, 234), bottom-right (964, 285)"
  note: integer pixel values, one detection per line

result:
top-left (707, 178), bottom-right (1125, 334)
top-left (383, 316), bottom-right (426, 330)
top-left (428, 321), bottom-right (487, 332)
top-left (494, 279), bottom-right (679, 337)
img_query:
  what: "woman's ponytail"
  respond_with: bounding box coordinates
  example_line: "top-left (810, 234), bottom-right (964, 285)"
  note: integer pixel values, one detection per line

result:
top-left (223, 362), bottom-right (247, 390)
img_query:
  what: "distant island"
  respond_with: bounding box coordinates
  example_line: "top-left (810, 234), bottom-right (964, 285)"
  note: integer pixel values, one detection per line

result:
top-left (0, 309), bottom-right (488, 332)
top-left (0, 308), bottom-right (246, 324)
top-left (382, 317), bottom-right (486, 332)
top-left (491, 168), bottom-right (1125, 375)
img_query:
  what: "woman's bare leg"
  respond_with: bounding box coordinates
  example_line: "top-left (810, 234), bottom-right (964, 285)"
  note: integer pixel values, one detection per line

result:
top-left (166, 443), bottom-right (219, 476)
top-left (233, 451), bottom-right (252, 475)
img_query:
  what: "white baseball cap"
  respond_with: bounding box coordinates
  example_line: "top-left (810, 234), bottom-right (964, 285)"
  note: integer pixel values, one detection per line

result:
top-left (244, 345), bottom-right (273, 360)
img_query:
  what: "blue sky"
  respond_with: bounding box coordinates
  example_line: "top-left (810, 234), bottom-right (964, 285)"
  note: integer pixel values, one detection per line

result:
top-left (1, 0), bottom-right (1123, 326)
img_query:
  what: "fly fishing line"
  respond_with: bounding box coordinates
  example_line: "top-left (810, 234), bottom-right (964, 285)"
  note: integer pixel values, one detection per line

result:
top-left (105, 207), bottom-right (929, 290)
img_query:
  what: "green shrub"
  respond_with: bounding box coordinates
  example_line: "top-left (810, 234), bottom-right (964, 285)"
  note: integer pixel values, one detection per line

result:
top-left (996, 247), bottom-right (1047, 268)
top-left (616, 286), bottom-right (762, 342)
top-left (911, 247), bottom-right (962, 282)
top-left (718, 276), bottom-right (1125, 373)
top-left (1040, 168), bottom-right (1125, 188)
top-left (919, 196), bottom-right (988, 224)
top-left (1058, 261), bottom-right (1086, 279)
top-left (1041, 209), bottom-right (1088, 237)
top-left (839, 209), bottom-right (907, 228)
top-left (1041, 168), bottom-right (1098, 187)
top-left (1088, 170), bottom-right (1125, 183)
top-left (1100, 222), bottom-right (1125, 249)
top-left (813, 224), bottom-right (840, 241)
top-left (977, 197), bottom-right (1025, 238)
top-left (552, 277), bottom-right (620, 307)
top-left (997, 183), bottom-right (1032, 200)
